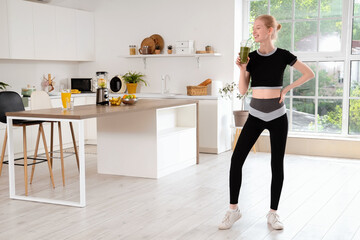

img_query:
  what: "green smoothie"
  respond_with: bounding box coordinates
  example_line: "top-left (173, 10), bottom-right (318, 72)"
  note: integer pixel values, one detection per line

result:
top-left (239, 46), bottom-right (250, 64)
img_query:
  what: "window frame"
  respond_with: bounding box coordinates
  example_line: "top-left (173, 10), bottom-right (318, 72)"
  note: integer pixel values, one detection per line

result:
top-left (241, 0), bottom-right (360, 136)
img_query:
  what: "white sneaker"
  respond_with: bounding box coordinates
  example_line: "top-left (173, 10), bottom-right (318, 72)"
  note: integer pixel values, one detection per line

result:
top-left (266, 211), bottom-right (284, 230)
top-left (218, 208), bottom-right (242, 230)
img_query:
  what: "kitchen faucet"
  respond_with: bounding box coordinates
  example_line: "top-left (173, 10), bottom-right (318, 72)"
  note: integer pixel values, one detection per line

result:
top-left (161, 74), bottom-right (170, 94)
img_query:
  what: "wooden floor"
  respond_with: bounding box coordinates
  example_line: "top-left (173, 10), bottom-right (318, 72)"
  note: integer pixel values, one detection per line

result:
top-left (1, 146), bottom-right (360, 240)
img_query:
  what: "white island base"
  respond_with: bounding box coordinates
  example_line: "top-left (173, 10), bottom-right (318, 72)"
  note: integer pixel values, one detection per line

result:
top-left (97, 103), bottom-right (197, 178)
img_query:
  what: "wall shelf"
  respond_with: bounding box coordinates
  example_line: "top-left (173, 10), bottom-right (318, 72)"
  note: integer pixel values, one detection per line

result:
top-left (121, 53), bottom-right (222, 69)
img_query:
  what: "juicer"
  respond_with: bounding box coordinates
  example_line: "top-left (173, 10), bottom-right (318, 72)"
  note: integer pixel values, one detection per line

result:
top-left (95, 71), bottom-right (109, 105)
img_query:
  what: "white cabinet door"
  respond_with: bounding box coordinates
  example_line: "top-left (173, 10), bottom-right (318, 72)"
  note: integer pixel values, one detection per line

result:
top-left (55, 6), bottom-right (76, 60)
top-left (7, 0), bottom-right (34, 59)
top-left (76, 10), bottom-right (94, 61)
top-left (0, 0), bottom-right (9, 58)
top-left (33, 4), bottom-right (56, 60)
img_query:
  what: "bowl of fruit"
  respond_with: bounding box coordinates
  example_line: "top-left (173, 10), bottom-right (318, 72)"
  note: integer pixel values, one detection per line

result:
top-left (109, 96), bottom-right (122, 106)
top-left (122, 94), bottom-right (138, 105)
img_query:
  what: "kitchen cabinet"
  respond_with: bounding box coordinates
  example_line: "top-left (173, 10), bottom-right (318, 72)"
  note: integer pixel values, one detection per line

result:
top-left (55, 7), bottom-right (77, 60)
top-left (33, 4), bottom-right (57, 60)
top-left (0, 0), bottom-right (9, 58)
top-left (3, 0), bottom-right (94, 61)
top-left (84, 97), bottom-right (97, 143)
top-left (7, 0), bottom-right (34, 59)
top-left (97, 103), bottom-right (197, 178)
top-left (198, 99), bottom-right (232, 154)
top-left (111, 93), bottom-right (232, 154)
top-left (76, 10), bottom-right (95, 61)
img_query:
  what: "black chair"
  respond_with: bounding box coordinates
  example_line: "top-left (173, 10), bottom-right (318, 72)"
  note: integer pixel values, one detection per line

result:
top-left (0, 91), bottom-right (55, 196)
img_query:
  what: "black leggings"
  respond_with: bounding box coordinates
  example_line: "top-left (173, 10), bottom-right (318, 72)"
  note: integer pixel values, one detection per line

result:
top-left (229, 114), bottom-right (288, 210)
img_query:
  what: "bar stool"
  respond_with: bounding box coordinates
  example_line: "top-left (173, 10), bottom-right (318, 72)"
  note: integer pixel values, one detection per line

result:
top-left (232, 126), bottom-right (256, 153)
top-left (0, 91), bottom-right (55, 195)
top-left (30, 91), bottom-right (79, 186)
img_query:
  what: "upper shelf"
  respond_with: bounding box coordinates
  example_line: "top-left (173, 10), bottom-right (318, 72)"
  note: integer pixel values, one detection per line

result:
top-left (123, 53), bottom-right (222, 58)
top-left (120, 53), bottom-right (222, 69)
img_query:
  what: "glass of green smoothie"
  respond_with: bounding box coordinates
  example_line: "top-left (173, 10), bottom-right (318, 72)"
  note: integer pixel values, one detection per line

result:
top-left (239, 40), bottom-right (252, 64)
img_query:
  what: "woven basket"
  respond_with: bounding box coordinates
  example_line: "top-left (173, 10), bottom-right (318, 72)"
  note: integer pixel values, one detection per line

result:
top-left (186, 86), bottom-right (207, 96)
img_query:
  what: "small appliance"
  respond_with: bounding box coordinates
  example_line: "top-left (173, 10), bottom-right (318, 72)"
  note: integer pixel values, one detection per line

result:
top-left (110, 75), bottom-right (127, 93)
top-left (71, 78), bottom-right (93, 93)
top-left (95, 71), bottom-right (109, 105)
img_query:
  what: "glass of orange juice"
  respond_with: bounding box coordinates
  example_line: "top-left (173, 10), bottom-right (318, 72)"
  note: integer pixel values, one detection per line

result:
top-left (61, 89), bottom-right (71, 110)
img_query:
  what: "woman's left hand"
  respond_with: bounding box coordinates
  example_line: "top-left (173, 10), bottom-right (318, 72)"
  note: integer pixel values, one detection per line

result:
top-left (279, 87), bottom-right (289, 103)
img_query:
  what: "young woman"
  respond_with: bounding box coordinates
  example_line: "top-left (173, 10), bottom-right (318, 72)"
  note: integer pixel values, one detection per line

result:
top-left (219, 15), bottom-right (314, 230)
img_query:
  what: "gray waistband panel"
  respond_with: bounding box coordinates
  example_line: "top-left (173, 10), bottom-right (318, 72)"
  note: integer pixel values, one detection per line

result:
top-left (251, 86), bottom-right (283, 89)
top-left (249, 105), bottom-right (286, 122)
top-left (250, 97), bottom-right (284, 113)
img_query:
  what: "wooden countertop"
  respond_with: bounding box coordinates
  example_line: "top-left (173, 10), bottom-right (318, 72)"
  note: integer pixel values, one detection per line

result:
top-left (6, 99), bottom-right (198, 120)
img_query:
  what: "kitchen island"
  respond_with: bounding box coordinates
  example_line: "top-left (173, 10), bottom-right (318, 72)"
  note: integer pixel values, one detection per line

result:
top-left (6, 99), bottom-right (198, 207)
top-left (42, 92), bottom-right (231, 154)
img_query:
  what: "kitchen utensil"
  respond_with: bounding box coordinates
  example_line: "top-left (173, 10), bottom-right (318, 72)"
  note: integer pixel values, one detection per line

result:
top-left (129, 45), bottom-right (136, 55)
top-left (96, 71), bottom-right (108, 88)
top-left (150, 34), bottom-right (164, 51)
top-left (21, 87), bottom-right (36, 97)
top-left (140, 37), bottom-right (155, 54)
top-left (96, 88), bottom-right (109, 105)
top-left (122, 98), bottom-right (138, 105)
top-left (61, 89), bottom-right (71, 110)
top-left (110, 75), bottom-right (126, 93)
top-left (96, 71), bottom-right (109, 105)
top-left (239, 40), bottom-right (252, 64)
top-left (139, 46), bottom-right (150, 55)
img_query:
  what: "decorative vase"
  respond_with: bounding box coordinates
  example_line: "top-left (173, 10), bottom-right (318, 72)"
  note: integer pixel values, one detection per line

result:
top-left (126, 83), bottom-right (137, 94)
top-left (233, 110), bottom-right (249, 127)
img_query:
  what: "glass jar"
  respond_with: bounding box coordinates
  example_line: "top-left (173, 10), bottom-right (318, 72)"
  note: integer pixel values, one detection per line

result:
top-left (129, 45), bottom-right (136, 55)
top-left (96, 71), bottom-right (108, 88)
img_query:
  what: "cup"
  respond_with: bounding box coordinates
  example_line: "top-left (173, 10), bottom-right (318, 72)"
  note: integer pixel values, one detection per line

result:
top-left (61, 89), bottom-right (71, 110)
top-left (139, 46), bottom-right (149, 55)
top-left (239, 40), bottom-right (252, 64)
top-left (69, 98), bottom-right (74, 110)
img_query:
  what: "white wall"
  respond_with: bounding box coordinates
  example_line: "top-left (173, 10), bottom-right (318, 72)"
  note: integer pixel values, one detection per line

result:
top-left (77, 0), bottom-right (236, 94)
top-left (1, 0), bottom-right (237, 95)
top-left (0, 0), bottom-right (93, 93)
top-left (0, 59), bottom-right (78, 92)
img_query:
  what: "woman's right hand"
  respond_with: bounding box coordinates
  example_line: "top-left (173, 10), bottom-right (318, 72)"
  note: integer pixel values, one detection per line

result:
top-left (236, 57), bottom-right (249, 71)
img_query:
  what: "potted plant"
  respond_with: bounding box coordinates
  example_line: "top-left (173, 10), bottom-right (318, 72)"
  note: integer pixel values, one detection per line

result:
top-left (219, 82), bottom-right (250, 127)
top-left (122, 71), bottom-right (147, 94)
top-left (167, 45), bottom-right (173, 54)
top-left (0, 81), bottom-right (9, 91)
top-left (154, 45), bottom-right (161, 54)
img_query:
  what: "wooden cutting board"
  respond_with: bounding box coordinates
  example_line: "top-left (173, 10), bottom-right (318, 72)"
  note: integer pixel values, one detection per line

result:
top-left (150, 34), bottom-right (164, 51)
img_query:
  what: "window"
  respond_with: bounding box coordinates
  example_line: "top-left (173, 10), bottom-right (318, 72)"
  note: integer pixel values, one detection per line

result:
top-left (242, 0), bottom-right (360, 136)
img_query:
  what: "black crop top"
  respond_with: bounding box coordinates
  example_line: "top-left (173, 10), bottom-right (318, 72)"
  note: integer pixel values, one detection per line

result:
top-left (246, 48), bottom-right (297, 88)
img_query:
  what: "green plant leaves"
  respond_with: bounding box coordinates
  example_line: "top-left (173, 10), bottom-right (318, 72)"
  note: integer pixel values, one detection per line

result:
top-left (0, 82), bottom-right (9, 90)
top-left (122, 71), bottom-right (147, 86)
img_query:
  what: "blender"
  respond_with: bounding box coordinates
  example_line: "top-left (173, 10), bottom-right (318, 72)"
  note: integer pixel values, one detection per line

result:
top-left (96, 71), bottom-right (109, 105)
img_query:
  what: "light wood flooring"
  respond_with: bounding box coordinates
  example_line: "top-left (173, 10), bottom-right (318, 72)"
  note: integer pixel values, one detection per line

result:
top-left (1, 146), bottom-right (360, 240)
